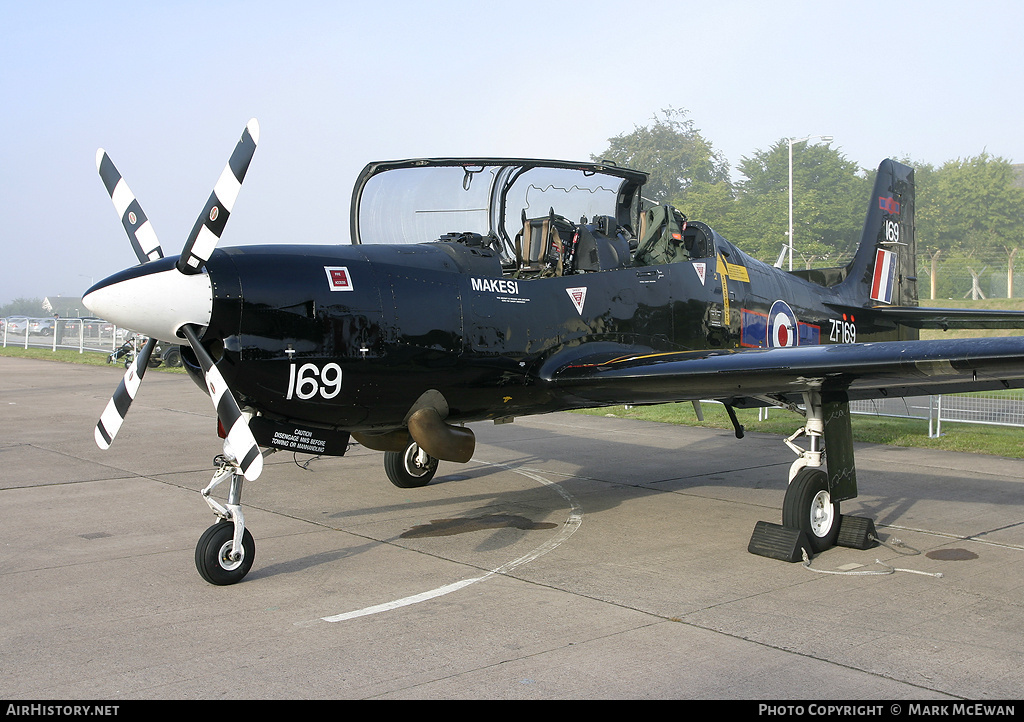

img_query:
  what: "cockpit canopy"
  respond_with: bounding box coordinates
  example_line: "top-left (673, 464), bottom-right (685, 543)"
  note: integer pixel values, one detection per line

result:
top-left (350, 158), bottom-right (647, 264)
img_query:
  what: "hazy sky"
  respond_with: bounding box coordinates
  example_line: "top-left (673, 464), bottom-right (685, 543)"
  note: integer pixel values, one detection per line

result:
top-left (2, 0), bottom-right (1022, 304)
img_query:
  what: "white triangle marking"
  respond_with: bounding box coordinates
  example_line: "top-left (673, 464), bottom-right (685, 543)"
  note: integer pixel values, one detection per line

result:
top-left (566, 287), bottom-right (587, 315)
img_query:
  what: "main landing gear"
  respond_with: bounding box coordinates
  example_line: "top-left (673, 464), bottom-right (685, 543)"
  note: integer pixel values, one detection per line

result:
top-left (195, 456), bottom-right (255, 585)
top-left (749, 389), bottom-right (867, 561)
top-left (384, 439), bottom-right (439, 488)
top-left (780, 391), bottom-right (840, 553)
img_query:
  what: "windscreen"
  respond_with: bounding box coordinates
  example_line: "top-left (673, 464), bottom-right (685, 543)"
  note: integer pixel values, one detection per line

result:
top-left (357, 165), bottom-right (498, 245)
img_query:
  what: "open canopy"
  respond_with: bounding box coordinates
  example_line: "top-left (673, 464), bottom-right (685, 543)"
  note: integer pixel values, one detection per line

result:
top-left (350, 158), bottom-right (647, 262)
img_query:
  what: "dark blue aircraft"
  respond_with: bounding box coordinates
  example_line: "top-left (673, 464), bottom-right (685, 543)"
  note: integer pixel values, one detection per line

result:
top-left (85, 119), bottom-right (1024, 584)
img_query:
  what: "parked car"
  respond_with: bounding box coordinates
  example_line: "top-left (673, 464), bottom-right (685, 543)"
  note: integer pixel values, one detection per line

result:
top-left (158, 343), bottom-right (183, 367)
top-left (6, 317), bottom-right (29, 334)
top-left (81, 317), bottom-right (114, 337)
top-left (29, 318), bottom-right (56, 336)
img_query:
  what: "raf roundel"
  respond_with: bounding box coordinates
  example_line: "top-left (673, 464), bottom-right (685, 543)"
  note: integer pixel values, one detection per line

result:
top-left (768, 300), bottom-right (798, 348)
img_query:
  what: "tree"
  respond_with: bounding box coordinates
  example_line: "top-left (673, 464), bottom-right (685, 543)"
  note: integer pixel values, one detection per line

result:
top-left (915, 153), bottom-right (1024, 298)
top-left (592, 111), bottom-right (1024, 298)
top-left (592, 107), bottom-right (731, 204)
top-left (676, 178), bottom-right (737, 233)
top-left (0, 298), bottom-right (44, 316)
top-left (727, 141), bottom-right (870, 265)
top-left (924, 153), bottom-right (1024, 255)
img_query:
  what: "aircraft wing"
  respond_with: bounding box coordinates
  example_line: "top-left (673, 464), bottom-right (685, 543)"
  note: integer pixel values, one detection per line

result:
top-left (546, 336), bottom-right (1024, 408)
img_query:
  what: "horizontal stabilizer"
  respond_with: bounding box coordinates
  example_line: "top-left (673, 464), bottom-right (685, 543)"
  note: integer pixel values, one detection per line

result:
top-left (828, 303), bottom-right (1024, 330)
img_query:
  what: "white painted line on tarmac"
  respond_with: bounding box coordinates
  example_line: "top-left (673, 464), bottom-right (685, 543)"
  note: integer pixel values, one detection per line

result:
top-left (313, 460), bottom-right (583, 624)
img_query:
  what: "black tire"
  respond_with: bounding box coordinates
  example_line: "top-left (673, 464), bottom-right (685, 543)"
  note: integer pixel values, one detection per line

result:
top-left (384, 441), bottom-right (438, 488)
top-left (195, 521), bottom-right (255, 585)
top-left (782, 467), bottom-right (840, 553)
top-left (162, 346), bottom-right (182, 367)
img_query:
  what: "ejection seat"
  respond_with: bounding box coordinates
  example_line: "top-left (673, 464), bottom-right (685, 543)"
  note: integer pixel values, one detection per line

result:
top-left (572, 216), bottom-right (632, 272)
top-left (514, 209), bottom-right (573, 277)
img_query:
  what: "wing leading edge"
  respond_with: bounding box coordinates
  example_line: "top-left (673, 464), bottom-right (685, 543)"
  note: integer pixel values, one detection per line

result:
top-left (546, 337), bottom-right (1024, 408)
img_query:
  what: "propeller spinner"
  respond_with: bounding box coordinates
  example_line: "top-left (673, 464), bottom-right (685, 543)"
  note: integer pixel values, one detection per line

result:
top-left (86, 119), bottom-right (263, 481)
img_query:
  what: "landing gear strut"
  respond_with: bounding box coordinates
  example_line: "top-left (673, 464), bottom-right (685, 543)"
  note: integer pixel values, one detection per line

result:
top-left (195, 457), bottom-right (254, 585)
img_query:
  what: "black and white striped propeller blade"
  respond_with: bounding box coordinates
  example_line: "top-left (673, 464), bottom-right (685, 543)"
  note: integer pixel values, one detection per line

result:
top-left (96, 150), bottom-right (164, 263)
top-left (180, 325), bottom-right (263, 480)
top-left (177, 118), bottom-right (260, 274)
top-left (94, 337), bottom-right (158, 449)
top-left (91, 148), bottom-right (165, 448)
top-left (90, 118), bottom-right (261, 472)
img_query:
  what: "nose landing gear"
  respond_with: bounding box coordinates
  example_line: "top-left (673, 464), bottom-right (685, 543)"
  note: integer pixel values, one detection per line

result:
top-left (195, 456), bottom-right (255, 585)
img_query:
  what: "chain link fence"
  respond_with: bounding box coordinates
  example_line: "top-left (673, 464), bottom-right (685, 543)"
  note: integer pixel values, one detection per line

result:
top-left (2, 317), bottom-right (184, 369)
top-left (915, 254), bottom-right (1024, 302)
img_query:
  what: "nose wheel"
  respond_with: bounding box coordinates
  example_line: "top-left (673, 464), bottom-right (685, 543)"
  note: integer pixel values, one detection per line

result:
top-left (196, 521), bottom-right (255, 586)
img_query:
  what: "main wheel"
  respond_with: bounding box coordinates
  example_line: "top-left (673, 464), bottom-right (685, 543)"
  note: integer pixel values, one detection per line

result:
top-left (384, 441), bottom-right (438, 488)
top-left (782, 467), bottom-right (840, 553)
top-left (195, 521), bottom-right (255, 585)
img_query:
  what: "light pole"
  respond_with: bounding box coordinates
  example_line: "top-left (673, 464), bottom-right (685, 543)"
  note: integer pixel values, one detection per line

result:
top-left (788, 134), bottom-right (833, 271)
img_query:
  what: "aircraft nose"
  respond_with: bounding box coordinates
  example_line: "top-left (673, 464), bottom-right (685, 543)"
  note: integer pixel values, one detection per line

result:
top-left (83, 257), bottom-right (213, 341)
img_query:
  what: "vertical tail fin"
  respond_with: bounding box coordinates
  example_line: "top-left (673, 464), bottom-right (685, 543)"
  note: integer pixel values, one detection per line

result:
top-left (840, 159), bottom-right (917, 308)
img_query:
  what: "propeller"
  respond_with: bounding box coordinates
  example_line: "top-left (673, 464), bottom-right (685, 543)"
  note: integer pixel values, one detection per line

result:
top-left (87, 119), bottom-right (263, 479)
top-left (93, 148), bottom-right (164, 447)
top-left (178, 119), bottom-right (259, 274)
top-left (96, 149), bottom-right (165, 263)
top-left (94, 336), bottom-right (158, 449)
top-left (180, 324), bottom-right (263, 480)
